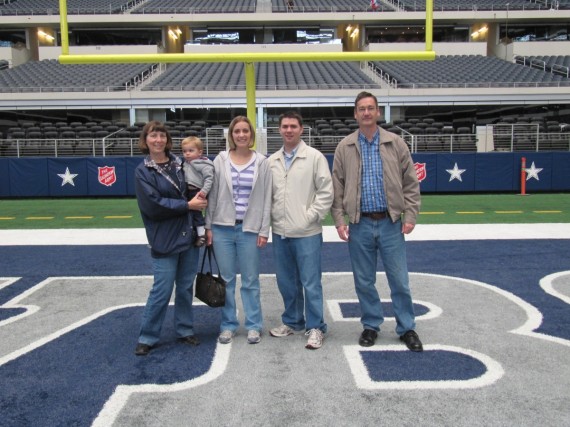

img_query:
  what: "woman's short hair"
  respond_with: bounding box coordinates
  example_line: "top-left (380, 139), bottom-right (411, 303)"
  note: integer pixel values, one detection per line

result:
top-left (227, 116), bottom-right (255, 150)
top-left (138, 121), bottom-right (173, 155)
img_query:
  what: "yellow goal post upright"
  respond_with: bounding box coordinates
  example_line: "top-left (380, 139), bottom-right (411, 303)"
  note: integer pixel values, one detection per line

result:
top-left (58, 0), bottom-right (435, 139)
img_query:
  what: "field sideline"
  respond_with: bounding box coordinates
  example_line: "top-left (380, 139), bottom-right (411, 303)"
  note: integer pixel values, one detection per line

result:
top-left (1, 193), bottom-right (569, 229)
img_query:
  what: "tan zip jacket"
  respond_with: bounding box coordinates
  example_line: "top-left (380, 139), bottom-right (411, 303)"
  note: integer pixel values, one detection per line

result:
top-left (269, 140), bottom-right (333, 238)
top-left (331, 127), bottom-right (420, 226)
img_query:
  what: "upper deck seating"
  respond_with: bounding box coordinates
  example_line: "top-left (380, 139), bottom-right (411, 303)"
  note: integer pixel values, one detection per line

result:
top-left (272, 0), bottom-right (374, 12)
top-left (515, 55), bottom-right (570, 78)
top-left (143, 61), bottom-right (379, 91)
top-left (0, 60), bottom-right (155, 92)
top-left (0, 0), bottom-right (130, 15)
top-left (132, 0), bottom-right (256, 14)
top-left (373, 55), bottom-right (570, 88)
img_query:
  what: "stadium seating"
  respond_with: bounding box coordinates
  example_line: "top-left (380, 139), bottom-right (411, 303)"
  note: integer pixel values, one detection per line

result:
top-left (0, 60), bottom-right (156, 92)
top-left (143, 61), bottom-right (379, 91)
top-left (372, 55), bottom-right (570, 88)
top-left (132, 0), bottom-right (256, 14)
top-left (514, 55), bottom-right (570, 78)
top-left (0, 0), bottom-right (568, 159)
top-left (0, 0), bottom-right (129, 15)
top-left (271, 0), bottom-right (376, 12)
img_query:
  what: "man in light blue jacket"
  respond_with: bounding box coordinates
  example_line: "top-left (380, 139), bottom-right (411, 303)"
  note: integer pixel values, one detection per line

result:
top-left (268, 111), bottom-right (333, 350)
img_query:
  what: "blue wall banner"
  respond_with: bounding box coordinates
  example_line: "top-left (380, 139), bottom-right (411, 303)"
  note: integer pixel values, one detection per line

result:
top-left (551, 152), bottom-right (570, 191)
top-left (3, 152), bottom-right (569, 198)
top-left (475, 152), bottom-right (514, 192)
top-left (11, 158), bottom-right (49, 197)
top-left (87, 158), bottom-right (127, 196)
top-left (126, 157), bottom-right (144, 196)
top-left (436, 153), bottom-right (476, 192)
top-left (48, 158), bottom-right (89, 196)
top-left (412, 154), bottom-right (437, 193)
top-left (0, 158), bottom-right (10, 197)
top-left (512, 153), bottom-right (553, 193)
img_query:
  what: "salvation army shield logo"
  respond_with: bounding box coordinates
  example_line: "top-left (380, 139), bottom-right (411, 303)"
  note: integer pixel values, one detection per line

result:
top-left (98, 166), bottom-right (116, 187)
top-left (414, 162), bottom-right (427, 182)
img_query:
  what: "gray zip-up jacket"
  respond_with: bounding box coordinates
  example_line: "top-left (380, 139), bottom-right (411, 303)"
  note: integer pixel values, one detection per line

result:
top-left (205, 150), bottom-right (272, 238)
top-left (332, 127), bottom-right (420, 226)
top-left (183, 157), bottom-right (214, 195)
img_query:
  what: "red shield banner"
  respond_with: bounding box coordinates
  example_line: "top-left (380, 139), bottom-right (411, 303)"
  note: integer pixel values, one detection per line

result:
top-left (98, 166), bottom-right (116, 187)
top-left (414, 162), bottom-right (427, 182)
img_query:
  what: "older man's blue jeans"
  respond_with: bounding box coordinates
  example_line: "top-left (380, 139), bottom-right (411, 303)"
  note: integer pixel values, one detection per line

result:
top-left (272, 232), bottom-right (327, 333)
top-left (138, 245), bottom-right (199, 346)
top-left (212, 224), bottom-right (262, 333)
top-left (348, 217), bottom-right (416, 336)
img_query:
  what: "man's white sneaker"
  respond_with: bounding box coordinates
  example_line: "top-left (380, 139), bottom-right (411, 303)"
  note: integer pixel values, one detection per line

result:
top-left (218, 330), bottom-right (234, 344)
top-left (247, 330), bottom-right (261, 344)
top-left (269, 324), bottom-right (295, 337)
top-left (305, 328), bottom-right (324, 350)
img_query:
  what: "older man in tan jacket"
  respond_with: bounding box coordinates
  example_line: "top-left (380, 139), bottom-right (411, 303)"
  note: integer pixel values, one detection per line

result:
top-left (332, 91), bottom-right (423, 352)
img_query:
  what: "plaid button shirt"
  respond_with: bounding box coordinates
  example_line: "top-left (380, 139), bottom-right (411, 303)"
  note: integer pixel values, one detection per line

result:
top-left (359, 129), bottom-right (387, 213)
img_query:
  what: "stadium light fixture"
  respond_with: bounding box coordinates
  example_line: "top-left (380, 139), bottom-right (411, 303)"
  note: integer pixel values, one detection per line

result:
top-left (57, 0), bottom-right (435, 139)
top-left (38, 30), bottom-right (55, 42)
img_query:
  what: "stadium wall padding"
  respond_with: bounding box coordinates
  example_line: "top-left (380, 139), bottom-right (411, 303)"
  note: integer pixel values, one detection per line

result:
top-left (1, 152), bottom-right (569, 197)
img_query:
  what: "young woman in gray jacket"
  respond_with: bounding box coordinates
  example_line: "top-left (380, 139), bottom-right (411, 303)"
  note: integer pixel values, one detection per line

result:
top-left (205, 116), bottom-right (272, 345)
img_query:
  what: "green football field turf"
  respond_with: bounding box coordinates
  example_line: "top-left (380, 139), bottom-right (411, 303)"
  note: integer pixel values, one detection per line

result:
top-left (1, 193), bottom-right (569, 229)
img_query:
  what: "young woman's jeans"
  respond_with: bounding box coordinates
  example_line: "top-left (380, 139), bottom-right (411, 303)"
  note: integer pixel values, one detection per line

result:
top-left (212, 224), bottom-right (262, 333)
top-left (138, 245), bottom-right (199, 346)
top-left (348, 217), bottom-right (416, 336)
top-left (272, 232), bottom-right (327, 333)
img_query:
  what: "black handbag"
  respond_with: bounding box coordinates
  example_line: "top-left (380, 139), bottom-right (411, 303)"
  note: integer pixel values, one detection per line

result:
top-left (195, 246), bottom-right (226, 307)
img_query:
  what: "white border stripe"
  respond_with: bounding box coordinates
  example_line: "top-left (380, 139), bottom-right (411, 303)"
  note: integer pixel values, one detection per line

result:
top-left (0, 224), bottom-right (568, 246)
top-left (343, 344), bottom-right (504, 390)
top-left (540, 271), bottom-right (570, 305)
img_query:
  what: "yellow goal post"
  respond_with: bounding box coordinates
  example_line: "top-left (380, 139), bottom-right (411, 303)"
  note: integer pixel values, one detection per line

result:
top-left (57, 0), bottom-right (435, 136)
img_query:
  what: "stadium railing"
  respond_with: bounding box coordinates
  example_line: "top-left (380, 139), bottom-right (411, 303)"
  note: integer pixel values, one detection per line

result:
top-left (2, 130), bottom-right (569, 158)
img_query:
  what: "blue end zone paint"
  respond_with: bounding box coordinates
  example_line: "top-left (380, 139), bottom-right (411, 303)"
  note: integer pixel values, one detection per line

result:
top-left (361, 350), bottom-right (487, 382)
top-left (1, 239), bottom-right (569, 338)
top-left (1, 306), bottom-right (220, 426)
top-left (0, 307), bottom-right (26, 321)
top-left (0, 239), bottom-right (568, 424)
top-left (339, 302), bottom-right (430, 319)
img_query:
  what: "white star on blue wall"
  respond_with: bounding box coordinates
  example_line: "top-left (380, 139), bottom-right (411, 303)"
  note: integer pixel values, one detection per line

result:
top-left (446, 163), bottom-right (466, 182)
top-left (57, 167), bottom-right (78, 186)
top-left (525, 162), bottom-right (543, 181)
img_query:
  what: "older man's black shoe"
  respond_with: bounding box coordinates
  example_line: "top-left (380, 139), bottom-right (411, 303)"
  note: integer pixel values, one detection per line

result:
top-left (400, 330), bottom-right (423, 352)
top-left (177, 335), bottom-right (200, 346)
top-left (359, 329), bottom-right (378, 347)
top-left (135, 343), bottom-right (151, 356)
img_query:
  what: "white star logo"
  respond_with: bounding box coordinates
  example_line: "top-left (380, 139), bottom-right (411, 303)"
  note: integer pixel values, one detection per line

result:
top-left (525, 161), bottom-right (543, 181)
top-left (446, 163), bottom-right (466, 182)
top-left (57, 167), bottom-right (78, 187)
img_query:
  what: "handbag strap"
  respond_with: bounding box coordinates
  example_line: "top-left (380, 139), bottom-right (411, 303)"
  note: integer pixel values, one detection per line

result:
top-left (200, 246), bottom-right (220, 274)
top-left (200, 246), bottom-right (209, 273)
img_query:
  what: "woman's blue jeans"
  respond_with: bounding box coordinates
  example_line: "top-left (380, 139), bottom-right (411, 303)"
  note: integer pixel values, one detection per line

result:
top-left (138, 245), bottom-right (199, 346)
top-left (348, 217), bottom-right (416, 336)
top-left (212, 224), bottom-right (262, 333)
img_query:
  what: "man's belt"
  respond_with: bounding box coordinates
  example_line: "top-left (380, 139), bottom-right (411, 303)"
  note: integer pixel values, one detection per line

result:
top-left (361, 211), bottom-right (388, 220)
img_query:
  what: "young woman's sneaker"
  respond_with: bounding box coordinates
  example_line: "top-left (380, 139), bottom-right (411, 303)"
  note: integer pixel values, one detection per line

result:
top-left (218, 330), bottom-right (234, 344)
top-left (269, 324), bottom-right (295, 337)
top-left (247, 330), bottom-right (261, 344)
